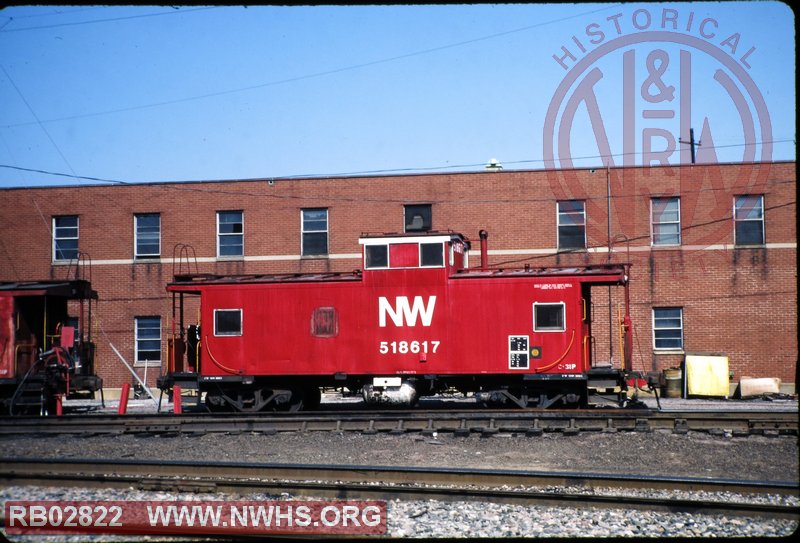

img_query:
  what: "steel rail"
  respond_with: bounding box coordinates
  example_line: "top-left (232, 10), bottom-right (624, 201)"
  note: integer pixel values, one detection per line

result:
top-left (0, 409), bottom-right (796, 436)
top-left (1, 458), bottom-right (797, 520)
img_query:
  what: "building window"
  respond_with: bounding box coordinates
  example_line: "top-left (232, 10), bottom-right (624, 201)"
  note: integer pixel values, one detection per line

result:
top-left (53, 215), bottom-right (79, 262)
top-left (217, 211), bottom-right (243, 257)
top-left (651, 197), bottom-right (681, 246)
top-left (533, 302), bottom-right (566, 332)
top-left (404, 204), bottom-right (432, 232)
top-left (135, 316), bottom-right (161, 364)
top-left (302, 208), bottom-right (328, 256)
top-left (214, 309), bottom-right (242, 336)
top-left (734, 195), bottom-right (764, 246)
top-left (653, 308), bottom-right (683, 350)
top-left (557, 201), bottom-right (586, 250)
top-left (135, 213), bottom-right (161, 258)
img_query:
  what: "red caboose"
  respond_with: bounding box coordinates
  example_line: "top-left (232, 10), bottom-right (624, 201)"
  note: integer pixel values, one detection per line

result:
top-left (159, 230), bottom-right (633, 411)
top-left (0, 280), bottom-right (103, 415)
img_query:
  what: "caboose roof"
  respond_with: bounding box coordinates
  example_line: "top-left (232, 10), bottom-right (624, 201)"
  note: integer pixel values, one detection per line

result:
top-left (0, 279), bottom-right (98, 299)
top-left (168, 271), bottom-right (362, 290)
top-left (452, 263), bottom-right (630, 284)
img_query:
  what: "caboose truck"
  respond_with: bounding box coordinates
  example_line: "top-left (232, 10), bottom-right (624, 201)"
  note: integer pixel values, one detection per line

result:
top-left (158, 230), bottom-right (636, 412)
top-left (0, 280), bottom-right (103, 415)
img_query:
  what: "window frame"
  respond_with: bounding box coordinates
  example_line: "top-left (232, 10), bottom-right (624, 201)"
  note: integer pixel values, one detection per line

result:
top-left (404, 204), bottom-right (432, 232)
top-left (556, 200), bottom-right (586, 250)
top-left (216, 210), bottom-right (244, 258)
top-left (365, 244), bottom-right (389, 269)
top-left (311, 306), bottom-right (338, 338)
top-left (52, 215), bottom-right (79, 262)
top-left (301, 208), bottom-right (329, 257)
top-left (419, 242), bottom-right (445, 268)
top-left (533, 302), bottom-right (566, 332)
top-left (134, 316), bottom-right (162, 366)
top-left (214, 308), bottom-right (243, 337)
top-left (134, 213), bottom-right (161, 259)
top-left (733, 195), bottom-right (765, 246)
top-left (650, 197), bottom-right (681, 246)
top-left (652, 307), bottom-right (684, 351)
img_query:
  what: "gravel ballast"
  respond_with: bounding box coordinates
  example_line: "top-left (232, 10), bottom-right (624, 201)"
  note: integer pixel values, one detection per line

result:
top-left (2, 394), bottom-right (797, 539)
top-left (2, 429), bottom-right (798, 539)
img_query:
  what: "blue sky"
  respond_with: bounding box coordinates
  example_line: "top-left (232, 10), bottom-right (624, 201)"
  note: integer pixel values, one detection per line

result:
top-left (0, 3), bottom-right (795, 187)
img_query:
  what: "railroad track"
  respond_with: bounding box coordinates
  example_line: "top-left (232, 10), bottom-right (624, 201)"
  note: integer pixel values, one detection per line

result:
top-left (1, 458), bottom-right (798, 520)
top-left (0, 409), bottom-right (796, 436)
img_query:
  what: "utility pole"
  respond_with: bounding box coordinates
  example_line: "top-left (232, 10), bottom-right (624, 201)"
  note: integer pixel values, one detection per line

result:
top-left (679, 127), bottom-right (701, 164)
top-left (606, 163), bottom-right (613, 364)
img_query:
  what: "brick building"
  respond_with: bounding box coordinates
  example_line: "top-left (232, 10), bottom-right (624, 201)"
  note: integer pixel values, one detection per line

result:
top-left (0, 160), bottom-right (796, 395)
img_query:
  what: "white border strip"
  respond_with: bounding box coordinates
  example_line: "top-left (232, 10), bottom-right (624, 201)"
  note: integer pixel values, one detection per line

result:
top-left (65, 243), bottom-right (796, 267)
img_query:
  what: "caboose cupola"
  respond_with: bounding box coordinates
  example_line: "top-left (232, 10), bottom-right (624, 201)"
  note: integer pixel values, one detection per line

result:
top-left (358, 231), bottom-right (470, 273)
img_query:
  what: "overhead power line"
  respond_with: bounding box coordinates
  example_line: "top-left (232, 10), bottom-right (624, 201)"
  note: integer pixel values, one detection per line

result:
top-left (0, 138), bottom-right (794, 191)
top-left (1, 4), bottom-right (622, 128)
top-left (0, 65), bottom-right (78, 181)
top-left (0, 6), bottom-right (218, 33)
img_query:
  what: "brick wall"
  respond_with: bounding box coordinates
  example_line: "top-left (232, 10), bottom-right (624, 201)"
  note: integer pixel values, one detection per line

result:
top-left (0, 161), bottom-right (795, 389)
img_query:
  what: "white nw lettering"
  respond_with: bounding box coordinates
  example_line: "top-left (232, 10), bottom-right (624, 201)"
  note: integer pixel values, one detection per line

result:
top-left (378, 296), bottom-right (437, 327)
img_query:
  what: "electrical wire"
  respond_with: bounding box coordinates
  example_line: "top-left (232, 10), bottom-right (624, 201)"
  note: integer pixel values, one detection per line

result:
top-left (0, 4), bottom-right (622, 127)
top-left (0, 65), bottom-right (78, 182)
top-left (0, 6), bottom-right (218, 33)
top-left (0, 138), bottom-right (794, 192)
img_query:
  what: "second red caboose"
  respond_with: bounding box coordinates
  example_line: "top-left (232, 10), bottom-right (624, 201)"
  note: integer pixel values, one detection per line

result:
top-left (158, 230), bottom-right (633, 411)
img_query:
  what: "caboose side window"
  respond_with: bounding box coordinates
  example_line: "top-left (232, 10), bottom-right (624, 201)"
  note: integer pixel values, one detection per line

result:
top-left (533, 303), bottom-right (566, 332)
top-left (311, 307), bottom-right (338, 337)
top-left (420, 242), bottom-right (444, 267)
top-left (365, 245), bottom-right (388, 269)
top-left (214, 309), bottom-right (242, 336)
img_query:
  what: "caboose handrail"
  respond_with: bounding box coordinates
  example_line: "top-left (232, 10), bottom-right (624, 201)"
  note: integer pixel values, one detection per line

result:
top-left (204, 335), bottom-right (240, 374)
top-left (65, 252), bottom-right (92, 283)
top-left (172, 243), bottom-right (199, 278)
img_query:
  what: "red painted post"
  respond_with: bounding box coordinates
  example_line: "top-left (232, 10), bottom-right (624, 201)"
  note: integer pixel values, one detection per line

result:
top-left (55, 395), bottom-right (63, 416)
top-left (479, 230), bottom-right (489, 271)
top-left (173, 385), bottom-right (182, 415)
top-left (118, 383), bottom-right (130, 415)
